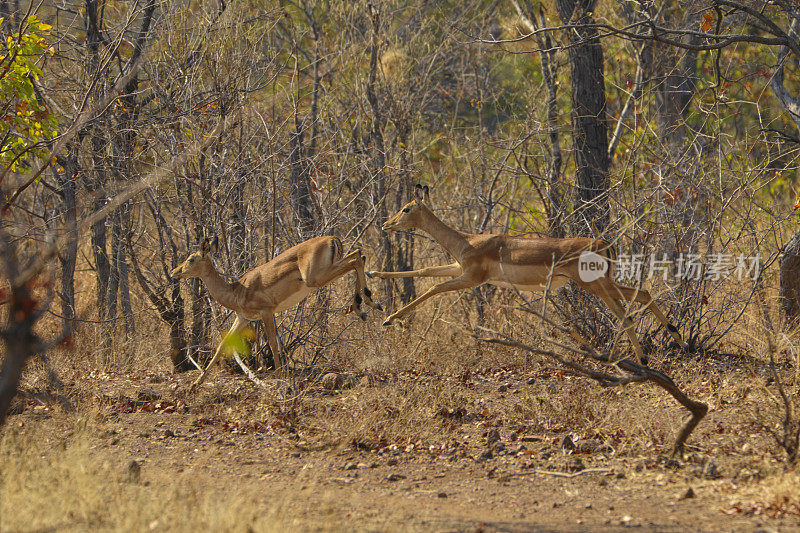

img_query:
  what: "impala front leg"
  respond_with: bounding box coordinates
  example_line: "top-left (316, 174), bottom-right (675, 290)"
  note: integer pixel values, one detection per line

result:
top-left (262, 311), bottom-right (285, 371)
top-left (382, 275), bottom-right (480, 326)
top-left (190, 315), bottom-right (246, 391)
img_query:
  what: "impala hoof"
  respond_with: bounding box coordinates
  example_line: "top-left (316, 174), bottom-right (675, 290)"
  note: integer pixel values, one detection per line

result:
top-left (365, 271), bottom-right (374, 278)
top-left (382, 319), bottom-right (392, 326)
top-left (360, 311), bottom-right (367, 321)
top-left (374, 303), bottom-right (383, 312)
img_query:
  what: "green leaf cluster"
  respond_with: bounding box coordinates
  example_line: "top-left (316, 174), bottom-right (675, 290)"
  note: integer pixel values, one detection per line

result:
top-left (0, 16), bottom-right (58, 173)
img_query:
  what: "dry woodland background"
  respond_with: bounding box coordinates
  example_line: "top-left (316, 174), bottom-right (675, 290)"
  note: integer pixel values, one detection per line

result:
top-left (3, 0), bottom-right (800, 531)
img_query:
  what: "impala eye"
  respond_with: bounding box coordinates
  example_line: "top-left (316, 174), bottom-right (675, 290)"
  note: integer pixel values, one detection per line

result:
top-left (402, 208), bottom-right (410, 213)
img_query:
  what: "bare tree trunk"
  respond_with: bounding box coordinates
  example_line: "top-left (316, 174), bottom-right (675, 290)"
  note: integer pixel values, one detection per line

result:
top-left (367, 4), bottom-right (393, 307)
top-left (289, 126), bottom-right (316, 239)
top-left (91, 203), bottom-right (110, 319)
top-left (515, 1), bottom-right (565, 237)
top-left (127, 229), bottom-right (193, 372)
top-left (781, 228), bottom-right (800, 325)
top-left (230, 174), bottom-right (251, 275)
top-left (288, 11), bottom-right (321, 240)
top-left (0, 281), bottom-right (37, 424)
top-left (770, 16), bottom-right (800, 328)
top-left (394, 121), bottom-right (416, 304)
top-left (653, 39), bottom-right (698, 150)
top-left (84, 0), bottom-right (114, 331)
top-left (54, 157), bottom-right (78, 336)
top-left (555, 0), bottom-right (610, 236)
top-left (118, 205), bottom-right (134, 334)
top-left (104, 212), bottom-right (120, 323)
top-left (191, 269), bottom-right (209, 363)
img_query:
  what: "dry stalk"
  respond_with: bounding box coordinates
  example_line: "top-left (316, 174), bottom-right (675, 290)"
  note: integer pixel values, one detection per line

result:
top-left (475, 318), bottom-right (707, 456)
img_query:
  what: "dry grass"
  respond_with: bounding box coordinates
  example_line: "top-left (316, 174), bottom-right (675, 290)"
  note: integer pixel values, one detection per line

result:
top-left (0, 418), bottom-right (290, 532)
top-left (5, 254), bottom-right (800, 530)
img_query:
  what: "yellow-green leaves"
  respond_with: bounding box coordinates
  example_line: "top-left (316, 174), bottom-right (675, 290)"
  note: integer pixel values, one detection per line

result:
top-left (220, 328), bottom-right (256, 359)
top-left (1, 15), bottom-right (59, 173)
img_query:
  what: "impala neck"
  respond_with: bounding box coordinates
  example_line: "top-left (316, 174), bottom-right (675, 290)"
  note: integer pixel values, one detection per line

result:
top-left (418, 205), bottom-right (470, 259)
top-left (198, 261), bottom-right (241, 311)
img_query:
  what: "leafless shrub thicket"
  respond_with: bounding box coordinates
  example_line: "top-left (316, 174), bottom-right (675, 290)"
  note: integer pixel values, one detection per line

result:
top-left (0, 0), bottom-right (799, 458)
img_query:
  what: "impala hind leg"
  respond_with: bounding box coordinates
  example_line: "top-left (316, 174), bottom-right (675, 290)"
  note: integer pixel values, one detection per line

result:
top-left (190, 315), bottom-right (247, 391)
top-left (302, 249), bottom-right (381, 319)
top-left (383, 274), bottom-right (480, 326)
top-left (367, 262), bottom-right (462, 280)
top-left (610, 284), bottom-right (687, 351)
top-left (354, 253), bottom-right (382, 314)
top-left (594, 289), bottom-right (648, 365)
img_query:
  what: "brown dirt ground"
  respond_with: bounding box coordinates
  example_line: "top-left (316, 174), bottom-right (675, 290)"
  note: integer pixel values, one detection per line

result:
top-left (5, 354), bottom-right (800, 533)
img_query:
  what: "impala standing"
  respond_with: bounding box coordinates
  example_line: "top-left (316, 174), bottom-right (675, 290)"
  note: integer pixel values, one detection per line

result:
top-left (171, 236), bottom-right (381, 389)
top-left (368, 185), bottom-right (686, 363)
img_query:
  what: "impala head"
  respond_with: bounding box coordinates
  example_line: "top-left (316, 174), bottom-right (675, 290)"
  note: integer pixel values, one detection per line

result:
top-left (170, 237), bottom-right (218, 280)
top-left (383, 184), bottom-right (430, 233)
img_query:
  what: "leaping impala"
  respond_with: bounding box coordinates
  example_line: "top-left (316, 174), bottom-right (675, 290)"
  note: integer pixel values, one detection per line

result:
top-left (171, 236), bottom-right (382, 389)
top-left (368, 184), bottom-right (686, 363)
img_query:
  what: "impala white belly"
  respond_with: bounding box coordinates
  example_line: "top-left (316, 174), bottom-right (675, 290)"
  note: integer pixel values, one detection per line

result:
top-left (274, 285), bottom-right (313, 313)
top-left (489, 280), bottom-right (548, 292)
top-left (489, 277), bottom-right (567, 293)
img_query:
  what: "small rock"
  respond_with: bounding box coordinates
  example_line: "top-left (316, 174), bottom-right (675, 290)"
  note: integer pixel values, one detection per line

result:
top-left (125, 460), bottom-right (142, 483)
top-left (320, 373), bottom-right (344, 390)
top-left (387, 458), bottom-right (398, 466)
top-left (621, 515), bottom-right (633, 524)
top-left (164, 429), bottom-right (175, 438)
top-left (137, 388), bottom-right (160, 402)
top-left (498, 384), bottom-right (508, 393)
top-left (386, 473), bottom-right (406, 482)
top-left (561, 435), bottom-right (576, 451)
top-left (437, 492), bottom-right (447, 498)
top-left (356, 462), bottom-right (369, 469)
top-left (344, 462), bottom-right (358, 471)
top-left (486, 429), bottom-right (501, 447)
top-left (692, 461), bottom-right (721, 479)
top-left (527, 377), bottom-right (536, 385)
top-left (568, 457), bottom-right (585, 472)
top-left (331, 477), bottom-right (353, 484)
top-left (680, 487), bottom-right (695, 500)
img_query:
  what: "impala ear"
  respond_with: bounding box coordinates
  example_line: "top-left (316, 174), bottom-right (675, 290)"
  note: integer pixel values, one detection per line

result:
top-left (414, 183), bottom-right (426, 202)
top-left (199, 238), bottom-right (210, 254)
top-left (210, 236), bottom-right (219, 254)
